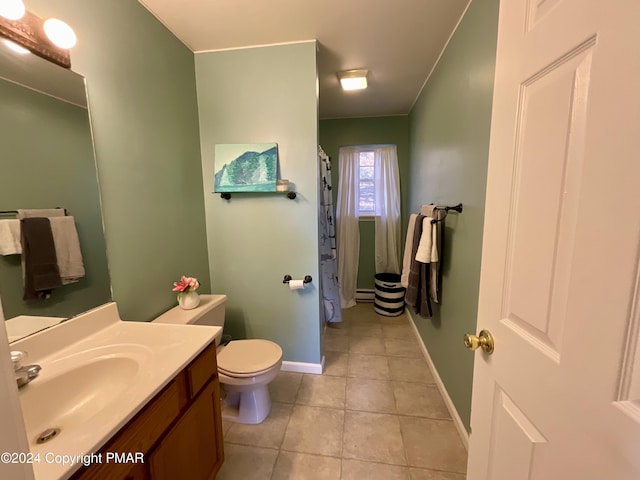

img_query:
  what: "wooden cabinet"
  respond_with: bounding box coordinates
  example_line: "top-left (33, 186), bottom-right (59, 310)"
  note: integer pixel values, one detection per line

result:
top-left (71, 342), bottom-right (223, 480)
top-left (150, 381), bottom-right (222, 480)
top-left (122, 463), bottom-right (149, 480)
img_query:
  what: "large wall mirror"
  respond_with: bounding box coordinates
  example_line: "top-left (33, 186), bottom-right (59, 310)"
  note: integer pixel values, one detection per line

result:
top-left (0, 42), bottom-right (111, 342)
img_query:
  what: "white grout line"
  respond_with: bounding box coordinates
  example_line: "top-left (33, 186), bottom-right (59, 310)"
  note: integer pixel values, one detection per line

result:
top-left (405, 311), bottom-right (470, 450)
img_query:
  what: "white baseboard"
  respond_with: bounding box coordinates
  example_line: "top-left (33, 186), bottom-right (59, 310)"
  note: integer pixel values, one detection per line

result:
top-left (355, 289), bottom-right (375, 302)
top-left (405, 311), bottom-right (470, 450)
top-left (281, 357), bottom-right (325, 375)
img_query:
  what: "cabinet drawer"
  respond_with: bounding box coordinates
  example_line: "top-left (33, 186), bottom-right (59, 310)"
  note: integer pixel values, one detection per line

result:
top-left (187, 342), bottom-right (217, 398)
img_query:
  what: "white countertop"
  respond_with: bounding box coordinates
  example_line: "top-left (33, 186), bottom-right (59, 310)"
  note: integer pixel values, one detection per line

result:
top-left (5, 315), bottom-right (66, 343)
top-left (10, 302), bottom-right (221, 480)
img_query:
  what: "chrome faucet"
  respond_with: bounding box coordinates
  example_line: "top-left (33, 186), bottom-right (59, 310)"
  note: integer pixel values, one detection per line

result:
top-left (11, 351), bottom-right (41, 388)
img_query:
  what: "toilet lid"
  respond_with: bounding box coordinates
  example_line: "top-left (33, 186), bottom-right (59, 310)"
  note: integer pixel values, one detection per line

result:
top-left (217, 339), bottom-right (282, 376)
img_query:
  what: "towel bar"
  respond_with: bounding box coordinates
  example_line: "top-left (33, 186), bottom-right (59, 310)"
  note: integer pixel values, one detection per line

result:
top-left (435, 203), bottom-right (463, 214)
top-left (431, 203), bottom-right (463, 224)
top-left (0, 207), bottom-right (68, 216)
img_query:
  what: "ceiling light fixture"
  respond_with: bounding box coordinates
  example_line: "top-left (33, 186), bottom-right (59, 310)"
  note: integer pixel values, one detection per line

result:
top-left (338, 69), bottom-right (368, 91)
top-left (0, 0), bottom-right (25, 21)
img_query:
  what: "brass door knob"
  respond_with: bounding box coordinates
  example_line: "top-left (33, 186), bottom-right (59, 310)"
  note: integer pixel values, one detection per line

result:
top-left (464, 329), bottom-right (494, 354)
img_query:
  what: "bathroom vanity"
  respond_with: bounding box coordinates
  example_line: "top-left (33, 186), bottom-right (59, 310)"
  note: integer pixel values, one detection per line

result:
top-left (70, 341), bottom-right (223, 480)
top-left (10, 303), bottom-right (224, 480)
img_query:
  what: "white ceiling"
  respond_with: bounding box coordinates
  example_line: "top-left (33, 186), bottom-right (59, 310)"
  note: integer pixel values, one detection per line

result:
top-left (138, 0), bottom-right (470, 119)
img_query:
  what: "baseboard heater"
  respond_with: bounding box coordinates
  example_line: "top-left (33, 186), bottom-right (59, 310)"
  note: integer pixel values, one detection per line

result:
top-left (355, 289), bottom-right (375, 302)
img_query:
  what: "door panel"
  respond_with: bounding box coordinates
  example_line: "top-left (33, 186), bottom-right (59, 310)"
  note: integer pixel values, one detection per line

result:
top-left (619, 261), bottom-right (640, 406)
top-left (504, 42), bottom-right (593, 360)
top-left (487, 387), bottom-right (547, 479)
top-left (526, 0), bottom-right (565, 31)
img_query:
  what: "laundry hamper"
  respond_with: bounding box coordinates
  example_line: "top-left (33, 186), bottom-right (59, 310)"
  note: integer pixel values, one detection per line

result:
top-left (374, 273), bottom-right (405, 316)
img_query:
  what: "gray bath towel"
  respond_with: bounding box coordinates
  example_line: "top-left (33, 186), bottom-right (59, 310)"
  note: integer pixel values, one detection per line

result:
top-left (21, 217), bottom-right (62, 300)
top-left (17, 208), bottom-right (66, 219)
top-left (405, 214), bottom-right (432, 318)
top-left (49, 216), bottom-right (85, 284)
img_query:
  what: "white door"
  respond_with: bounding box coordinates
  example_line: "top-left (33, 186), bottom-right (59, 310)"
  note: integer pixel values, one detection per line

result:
top-left (467, 0), bottom-right (640, 478)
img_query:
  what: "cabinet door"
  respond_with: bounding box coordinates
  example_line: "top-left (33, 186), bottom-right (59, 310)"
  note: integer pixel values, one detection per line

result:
top-left (74, 461), bottom-right (148, 480)
top-left (123, 463), bottom-right (149, 480)
top-left (150, 379), bottom-right (224, 480)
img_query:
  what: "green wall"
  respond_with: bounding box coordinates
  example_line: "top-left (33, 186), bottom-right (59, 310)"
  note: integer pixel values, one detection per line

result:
top-left (195, 43), bottom-right (321, 364)
top-left (408, 0), bottom-right (499, 430)
top-left (0, 80), bottom-right (111, 319)
top-left (319, 116), bottom-right (410, 289)
top-left (28, 0), bottom-right (211, 321)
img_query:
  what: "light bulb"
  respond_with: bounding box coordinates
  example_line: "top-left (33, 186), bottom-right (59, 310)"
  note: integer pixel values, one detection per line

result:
top-left (3, 39), bottom-right (29, 54)
top-left (337, 69), bottom-right (369, 91)
top-left (43, 18), bottom-right (77, 49)
top-left (340, 77), bottom-right (368, 91)
top-left (0, 0), bottom-right (25, 21)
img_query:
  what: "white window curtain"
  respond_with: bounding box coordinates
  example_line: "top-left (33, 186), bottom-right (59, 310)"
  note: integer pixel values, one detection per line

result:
top-left (336, 147), bottom-right (360, 308)
top-left (337, 145), bottom-right (401, 309)
top-left (374, 145), bottom-right (401, 274)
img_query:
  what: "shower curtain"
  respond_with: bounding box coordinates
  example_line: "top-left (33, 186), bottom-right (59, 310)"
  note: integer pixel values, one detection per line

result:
top-left (318, 146), bottom-right (343, 323)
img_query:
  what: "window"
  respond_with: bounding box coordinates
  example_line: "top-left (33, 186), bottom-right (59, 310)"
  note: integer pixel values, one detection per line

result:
top-left (358, 150), bottom-right (375, 216)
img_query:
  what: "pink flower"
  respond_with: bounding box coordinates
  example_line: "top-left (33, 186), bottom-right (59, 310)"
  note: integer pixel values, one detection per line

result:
top-left (188, 277), bottom-right (200, 290)
top-left (172, 275), bottom-right (199, 293)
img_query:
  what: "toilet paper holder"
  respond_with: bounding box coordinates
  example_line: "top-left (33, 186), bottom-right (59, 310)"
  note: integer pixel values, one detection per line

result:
top-left (283, 274), bottom-right (312, 284)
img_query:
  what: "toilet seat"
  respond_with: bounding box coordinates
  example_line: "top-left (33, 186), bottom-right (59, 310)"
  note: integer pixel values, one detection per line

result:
top-left (217, 339), bottom-right (282, 378)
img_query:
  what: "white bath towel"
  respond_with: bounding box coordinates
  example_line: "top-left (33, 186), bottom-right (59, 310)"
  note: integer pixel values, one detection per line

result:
top-left (400, 214), bottom-right (418, 288)
top-left (420, 204), bottom-right (437, 217)
top-left (49, 216), bottom-right (85, 284)
top-left (0, 219), bottom-right (21, 255)
top-left (415, 217), bottom-right (439, 263)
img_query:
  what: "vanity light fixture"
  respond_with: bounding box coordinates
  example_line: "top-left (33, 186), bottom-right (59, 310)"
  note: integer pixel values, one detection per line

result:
top-left (43, 18), bottom-right (76, 49)
top-left (338, 69), bottom-right (368, 91)
top-left (0, 0), bottom-right (25, 21)
top-left (2, 38), bottom-right (28, 54)
top-left (0, 4), bottom-right (75, 68)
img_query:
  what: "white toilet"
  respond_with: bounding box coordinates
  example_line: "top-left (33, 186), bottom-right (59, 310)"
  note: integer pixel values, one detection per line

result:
top-left (153, 294), bottom-right (282, 424)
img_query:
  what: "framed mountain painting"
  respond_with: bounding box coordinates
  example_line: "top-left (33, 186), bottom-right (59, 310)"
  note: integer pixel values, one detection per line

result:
top-left (214, 143), bottom-right (278, 193)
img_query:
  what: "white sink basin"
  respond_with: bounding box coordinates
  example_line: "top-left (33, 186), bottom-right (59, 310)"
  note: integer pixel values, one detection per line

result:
top-left (19, 344), bottom-right (152, 447)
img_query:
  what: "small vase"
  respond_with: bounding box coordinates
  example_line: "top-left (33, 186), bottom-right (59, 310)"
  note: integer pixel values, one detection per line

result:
top-left (178, 291), bottom-right (200, 310)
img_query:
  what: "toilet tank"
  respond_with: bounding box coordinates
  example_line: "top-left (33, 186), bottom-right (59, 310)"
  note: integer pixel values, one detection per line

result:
top-left (153, 294), bottom-right (227, 328)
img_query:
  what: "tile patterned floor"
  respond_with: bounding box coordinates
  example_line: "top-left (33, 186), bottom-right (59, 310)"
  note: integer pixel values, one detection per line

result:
top-left (217, 303), bottom-right (468, 480)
